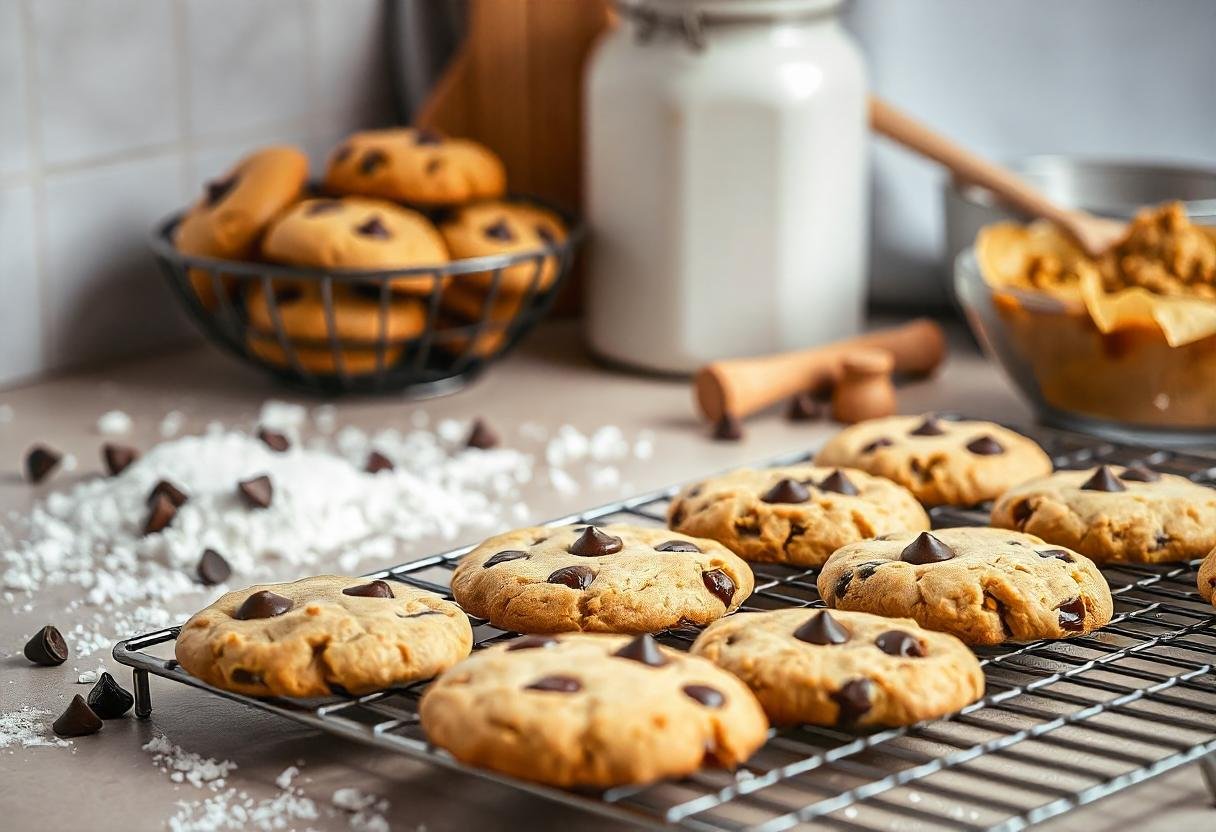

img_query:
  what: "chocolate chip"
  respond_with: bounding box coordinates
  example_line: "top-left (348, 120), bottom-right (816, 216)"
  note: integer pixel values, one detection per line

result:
top-left (985, 593), bottom-right (1014, 638)
top-left (483, 219), bottom-right (514, 242)
top-left (1155, 533), bottom-right (1172, 550)
top-left (702, 569), bottom-right (736, 607)
top-left (874, 630), bottom-right (925, 658)
top-left (569, 526), bottom-right (623, 557)
top-left (305, 200), bottom-right (342, 216)
top-left (536, 225), bottom-right (556, 246)
top-left (414, 128), bottom-right (443, 145)
top-left (52, 695), bottom-right (102, 738)
top-left (143, 493), bottom-right (177, 536)
top-left (356, 216), bottom-right (391, 239)
top-left (857, 561), bottom-right (883, 580)
top-left (484, 550), bottom-right (529, 569)
top-left (196, 548), bottom-right (231, 585)
top-left (234, 590), bottom-right (293, 620)
top-left (364, 451), bottom-right (394, 473)
top-left (508, 635), bottom-right (559, 651)
top-left (862, 437), bottom-right (893, 454)
top-left (909, 416), bottom-right (946, 436)
top-left (205, 176), bottom-right (237, 206)
top-left (965, 435), bottom-right (1004, 456)
top-left (103, 443), bottom-right (139, 476)
top-left (786, 392), bottom-right (822, 422)
top-left (526, 675), bottom-right (581, 693)
top-left (833, 570), bottom-right (854, 599)
top-left (682, 684), bottom-right (724, 708)
top-left (712, 413), bottom-right (744, 441)
top-left (793, 610), bottom-right (850, 645)
top-left (24, 445), bottom-right (61, 483)
top-left (547, 565), bottom-right (594, 589)
top-left (761, 478), bottom-right (810, 504)
top-left (257, 428), bottom-right (290, 453)
top-left (424, 158), bottom-right (443, 175)
top-left (342, 579), bottom-right (395, 598)
top-left (231, 669), bottom-right (262, 685)
top-left (817, 470), bottom-right (859, 496)
top-left (1011, 500), bottom-right (1034, 528)
top-left (1057, 597), bottom-right (1086, 632)
top-left (899, 532), bottom-right (955, 564)
top-left (831, 679), bottom-right (873, 724)
top-left (1120, 466), bottom-right (1160, 483)
top-left (655, 540), bottom-right (700, 553)
top-left (87, 672), bottom-right (134, 719)
top-left (1037, 548), bottom-right (1074, 563)
top-left (465, 419), bottom-right (499, 450)
top-left (238, 475), bottom-right (273, 509)
top-left (1081, 465), bottom-right (1126, 493)
top-left (148, 479), bottom-right (188, 508)
top-left (359, 149), bottom-right (387, 175)
top-left (613, 633), bottom-right (670, 667)
top-left (23, 624), bottom-right (68, 666)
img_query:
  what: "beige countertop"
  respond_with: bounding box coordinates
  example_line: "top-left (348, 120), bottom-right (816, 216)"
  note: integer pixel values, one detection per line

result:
top-left (0, 319), bottom-right (1211, 831)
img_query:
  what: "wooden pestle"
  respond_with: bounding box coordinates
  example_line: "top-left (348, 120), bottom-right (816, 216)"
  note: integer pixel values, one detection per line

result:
top-left (694, 319), bottom-right (946, 423)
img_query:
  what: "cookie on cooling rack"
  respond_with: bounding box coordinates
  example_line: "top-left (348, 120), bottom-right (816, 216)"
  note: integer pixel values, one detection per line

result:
top-left (450, 524), bottom-right (754, 634)
top-left (1199, 547), bottom-right (1216, 607)
top-left (992, 464), bottom-right (1216, 564)
top-left (419, 633), bottom-right (768, 787)
top-left (814, 414), bottom-right (1053, 507)
top-left (667, 465), bottom-right (929, 567)
top-left (817, 527), bottom-right (1113, 646)
top-left (175, 575), bottom-right (472, 697)
top-left (691, 609), bottom-right (984, 727)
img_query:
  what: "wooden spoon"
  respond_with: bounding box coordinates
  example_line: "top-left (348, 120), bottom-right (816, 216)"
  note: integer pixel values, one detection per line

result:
top-left (869, 96), bottom-right (1126, 257)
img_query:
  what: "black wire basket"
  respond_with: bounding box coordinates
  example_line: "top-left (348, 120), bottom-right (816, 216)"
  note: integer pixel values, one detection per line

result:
top-left (150, 197), bottom-right (583, 396)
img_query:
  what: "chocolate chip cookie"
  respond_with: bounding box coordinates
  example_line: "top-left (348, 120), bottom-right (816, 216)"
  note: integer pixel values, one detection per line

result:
top-left (450, 524), bottom-right (754, 634)
top-left (419, 633), bottom-right (768, 787)
top-left (440, 200), bottom-right (566, 294)
top-left (817, 527), bottom-right (1113, 645)
top-left (1198, 546), bottom-right (1216, 607)
top-left (175, 575), bottom-right (472, 697)
top-left (667, 465), bottom-right (930, 567)
top-left (991, 464), bottom-right (1216, 563)
top-left (814, 415), bottom-right (1053, 506)
top-left (691, 609), bottom-right (984, 726)
top-left (324, 127), bottom-right (506, 206)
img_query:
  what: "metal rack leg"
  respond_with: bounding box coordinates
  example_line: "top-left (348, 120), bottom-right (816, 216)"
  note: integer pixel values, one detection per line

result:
top-left (133, 669), bottom-right (152, 719)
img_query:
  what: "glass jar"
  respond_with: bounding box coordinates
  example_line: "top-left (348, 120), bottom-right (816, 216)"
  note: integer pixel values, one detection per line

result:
top-left (585, 0), bottom-right (868, 373)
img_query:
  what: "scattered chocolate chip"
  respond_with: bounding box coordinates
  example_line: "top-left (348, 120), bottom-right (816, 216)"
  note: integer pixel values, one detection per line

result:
top-left (874, 630), bottom-right (925, 658)
top-left (786, 392), bottom-right (822, 422)
top-left (24, 445), bottom-right (62, 483)
top-left (238, 475), bottom-right (273, 509)
top-left (465, 419), bottom-right (499, 450)
top-left (23, 624), bottom-right (68, 666)
top-left (196, 548), bottom-right (231, 585)
top-left (364, 451), bottom-right (394, 473)
top-left (52, 695), bottom-right (102, 738)
top-left (103, 443), bottom-right (139, 476)
top-left (359, 149), bottom-right (387, 175)
top-left (1037, 549), bottom-right (1074, 563)
top-left (536, 225), bottom-right (556, 246)
top-left (342, 579), bottom-right (395, 598)
top-left (257, 428), bottom-right (290, 452)
top-left (761, 478), bottom-right (810, 504)
top-left (793, 610), bottom-right (850, 645)
top-left (356, 216), bottom-right (391, 239)
top-left (569, 526), bottom-right (623, 557)
top-left (234, 590), bottom-right (293, 620)
top-left (231, 669), bottom-right (263, 685)
top-left (682, 684), bottom-right (725, 708)
top-left (965, 435), bottom-right (1004, 456)
top-left (305, 200), bottom-right (342, 216)
top-left (1011, 500), bottom-right (1035, 528)
top-left (484, 550), bottom-right (529, 568)
top-left (909, 416), bottom-right (946, 436)
top-left (508, 635), bottom-right (559, 651)
top-left (900, 532), bottom-right (955, 564)
top-left (655, 539), bottom-right (701, 553)
top-left (831, 679), bottom-right (873, 724)
top-left (712, 413), bottom-right (743, 441)
top-left (817, 469), bottom-right (859, 496)
top-left (1120, 466), bottom-right (1160, 483)
top-left (1081, 465), bottom-right (1126, 493)
top-left (143, 493), bottom-right (177, 536)
top-left (87, 672), bottom-right (134, 719)
top-left (483, 219), bottom-right (514, 242)
top-left (547, 565), bottom-right (594, 589)
top-left (833, 570), bottom-right (854, 599)
top-left (526, 675), bottom-right (581, 693)
top-left (702, 569), bottom-right (736, 607)
top-left (205, 176), bottom-right (237, 206)
top-left (862, 437), bottom-right (893, 454)
top-left (1057, 597), bottom-right (1086, 632)
top-left (414, 127), bottom-right (443, 145)
top-left (148, 479), bottom-right (188, 508)
top-left (613, 633), bottom-right (670, 667)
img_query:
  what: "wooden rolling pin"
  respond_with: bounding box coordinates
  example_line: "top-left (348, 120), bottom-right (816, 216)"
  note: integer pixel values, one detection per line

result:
top-left (694, 319), bottom-right (946, 423)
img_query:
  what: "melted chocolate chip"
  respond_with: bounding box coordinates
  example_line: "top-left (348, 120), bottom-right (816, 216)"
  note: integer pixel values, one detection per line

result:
top-left (465, 418), bottom-right (499, 449)
top-left (900, 532), bottom-right (955, 564)
top-left (1155, 533), bottom-right (1172, 550)
top-left (257, 428), bottom-right (290, 453)
top-left (857, 561), bottom-right (883, 580)
top-left (682, 684), bottom-right (725, 708)
top-left (103, 443), bottom-right (139, 476)
top-left (862, 437), bottom-right (893, 454)
top-left (526, 675), bottom-right (581, 693)
top-left (234, 590), bottom-right (293, 620)
top-left (833, 570), bottom-right (854, 599)
top-left (508, 635), bottom-right (559, 651)
top-left (483, 219), bottom-right (514, 242)
top-left (1038, 549), bottom-right (1074, 563)
top-left (547, 565), bottom-right (594, 589)
top-left (761, 478), bottom-right (810, 504)
top-left (831, 679), bottom-right (873, 724)
top-left (702, 569), bottom-right (736, 607)
top-left (52, 695), bottom-right (102, 738)
top-left (818, 469), bottom-right (859, 496)
top-left (965, 435), bottom-right (1004, 456)
top-left (305, 200), bottom-right (342, 216)
top-left (87, 672), bottom-right (134, 719)
top-left (1120, 466), bottom-right (1160, 483)
top-left (205, 176), bottom-right (237, 206)
top-left (569, 526), bottom-right (623, 557)
top-left (25, 445), bottom-right (62, 483)
top-left (196, 548), bottom-right (232, 586)
top-left (1011, 499), bottom-right (1035, 528)
top-left (359, 149), bottom-right (387, 175)
top-left (1057, 597), bottom-right (1086, 632)
top-left (613, 634), bottom-right (670, 667)
top-left (238, 475), bottom-right (273, 509)
top-left (786, 392), bottom-right (822, 422)
top-left (356, 216), bottom-right (391, 239)
top-left (24, 624), bottom-right (68, 666)
top-left (874, 630), bottom-right (925, 658)
top-left (342, 579), bottom-right (395, 598)
top-left (985, 593), bottom-right (1014, 638)
top-left (1081, 465), bottom-right (1126, 493)
top-left (712, 413), bottom-right (744, 441)
top-left (793, 610), bottom-right (850, 645)
top-left (414, 128), bottom-right (443, 145)
top-left (909, 417), bottom-right (946, 437)
top-left (484, 550), bottom-right (529, 568)
top-left (655, 540), bottom-right (700, 553)
top-left (231, 669), bottom-right (263, 685)
top-left (364, 451), bottom-right (394, 473)
top-left (143, 493), bottom-right (177, 536)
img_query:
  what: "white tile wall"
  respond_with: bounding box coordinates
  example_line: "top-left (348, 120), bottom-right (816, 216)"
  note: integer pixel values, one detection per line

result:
top-left (0, 0), bottom-right (391, 387)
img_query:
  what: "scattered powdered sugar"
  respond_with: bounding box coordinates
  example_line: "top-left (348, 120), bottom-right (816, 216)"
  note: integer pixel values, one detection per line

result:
top-left (257, 400), bottom-right (308, 435)
top-left (160, 410), bottom-right (186, 438)
top-left (332, 787), bottom-right (391, 832)
top-left (0, 706), bottom-right (71, 750)
top-left (97, 410), bottom-right (133, 436)
top-left (144, 734), bottom-right (238, 789)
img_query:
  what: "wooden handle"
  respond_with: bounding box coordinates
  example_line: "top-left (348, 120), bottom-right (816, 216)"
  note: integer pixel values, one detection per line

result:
top-left (694, 319), bottom-right (946, 423)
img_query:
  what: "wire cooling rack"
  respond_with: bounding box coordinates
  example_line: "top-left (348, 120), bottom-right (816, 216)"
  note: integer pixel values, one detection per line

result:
top-left (113, 425), bottom-right (1216, 831)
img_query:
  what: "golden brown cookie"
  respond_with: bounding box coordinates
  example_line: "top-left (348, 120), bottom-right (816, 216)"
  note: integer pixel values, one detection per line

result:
top-left (667, 465), bottom-right (929, 567)
top-left (419, 633), bottom-right (769, 787)
top-left (175, 575), bottom-right (473, 697)
top-left (174, 145), bottom-right (309, 308)
top-left (439, 201), bottom-right (566, 294)
top-left (436, 283), bottom-right (527, 358)
top-left (1198, 547), bottom-right (1216, 607)
top-left (324, 128), bottom-right (506, 206)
